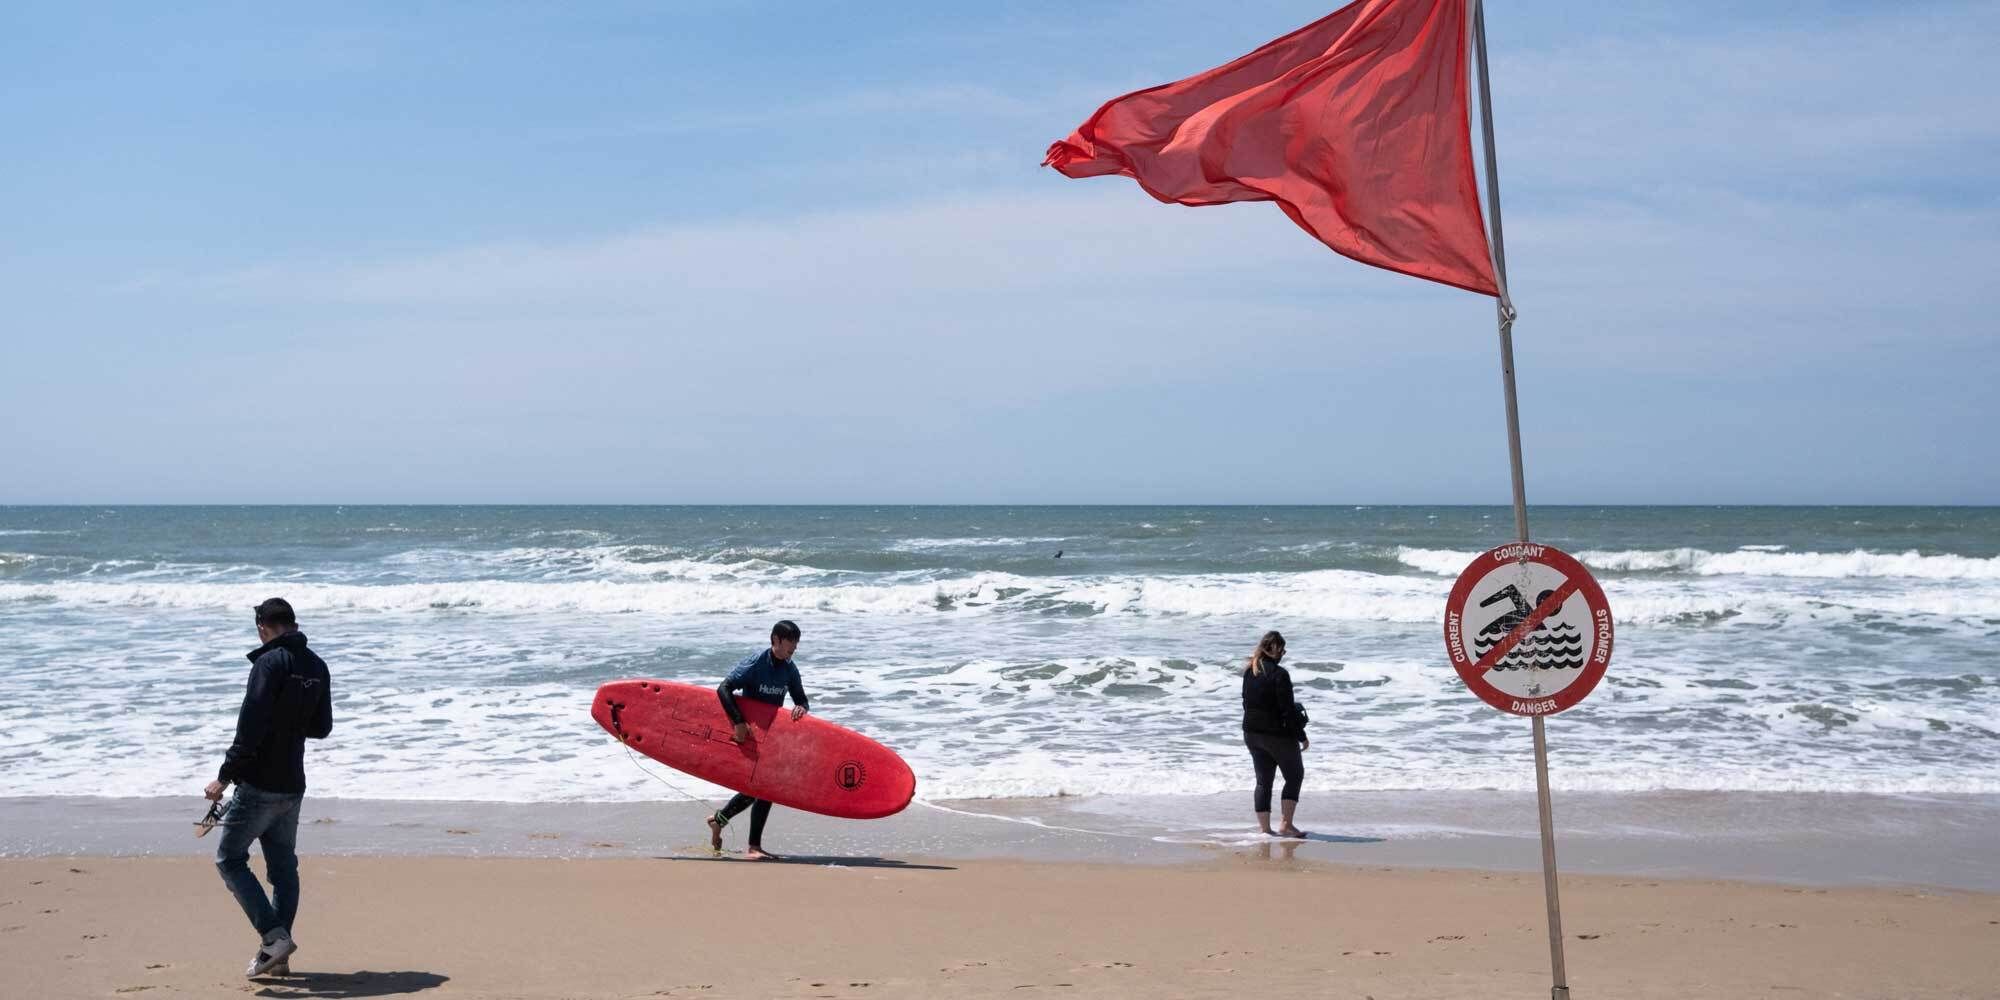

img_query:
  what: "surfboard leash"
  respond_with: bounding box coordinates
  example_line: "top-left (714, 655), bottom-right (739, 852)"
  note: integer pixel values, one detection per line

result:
top-left (617, 743), bottom-right (740, 852)
top-left (619, 741), bottom-right (708, 803)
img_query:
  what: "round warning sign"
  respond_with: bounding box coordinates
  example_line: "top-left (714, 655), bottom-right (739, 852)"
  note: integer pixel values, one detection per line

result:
top-left (1444, 542), bottom-right (1612, 716)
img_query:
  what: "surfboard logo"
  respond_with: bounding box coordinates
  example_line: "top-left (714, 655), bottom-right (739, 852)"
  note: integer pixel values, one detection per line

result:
top-left (836, 760), bottom-right (867, 791)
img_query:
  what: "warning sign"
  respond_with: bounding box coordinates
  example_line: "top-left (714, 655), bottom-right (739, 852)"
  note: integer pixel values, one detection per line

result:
top-left (1444, 543), bottom-right (1612, 716)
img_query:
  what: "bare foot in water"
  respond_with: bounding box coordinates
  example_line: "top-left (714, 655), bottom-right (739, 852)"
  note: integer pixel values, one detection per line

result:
top-left (744, 846), bottom-right (779, 861)
top-left (706, 815), bottom-right (723, 852)
top-left (1276, 826), bottom-right (1306, 839)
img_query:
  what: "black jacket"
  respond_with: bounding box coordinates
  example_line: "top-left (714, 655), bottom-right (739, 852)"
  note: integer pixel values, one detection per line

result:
top-left (218, 631), bottom-right (333, 793)
top-left (1241, 657), bottom-right (1302, 738)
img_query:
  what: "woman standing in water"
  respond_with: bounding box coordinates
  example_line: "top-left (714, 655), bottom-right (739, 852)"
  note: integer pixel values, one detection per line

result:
top-left (1241, 630), bottom-right (1308, 838)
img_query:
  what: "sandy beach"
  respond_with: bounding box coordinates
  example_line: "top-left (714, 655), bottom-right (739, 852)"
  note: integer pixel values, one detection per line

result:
top-left (4, 851), bottom-right (1995, 999)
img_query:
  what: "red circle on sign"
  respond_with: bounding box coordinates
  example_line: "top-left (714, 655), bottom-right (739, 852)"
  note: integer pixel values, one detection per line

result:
top-left (1443, 543), bottom-right (1612, 717)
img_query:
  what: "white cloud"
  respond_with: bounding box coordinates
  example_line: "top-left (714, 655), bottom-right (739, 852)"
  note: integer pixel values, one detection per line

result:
top-left (1493, 2), bottom-right (1999, 196)
top-left (146, 187), bottom-right (1405, 311)
top-left (132, 172), bottom-right (1998, 384)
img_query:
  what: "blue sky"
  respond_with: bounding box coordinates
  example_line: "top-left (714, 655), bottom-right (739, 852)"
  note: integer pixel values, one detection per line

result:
top-left (3, 1), bottom-right (1995, 504)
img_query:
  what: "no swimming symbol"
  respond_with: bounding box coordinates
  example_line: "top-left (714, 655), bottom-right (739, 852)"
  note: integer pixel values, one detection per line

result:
top-left (1443, 544), bottom-right (1613, 717)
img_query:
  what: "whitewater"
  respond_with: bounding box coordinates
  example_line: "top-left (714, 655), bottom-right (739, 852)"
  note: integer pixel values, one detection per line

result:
top-left (1, 505), bottom-right (1995, 804)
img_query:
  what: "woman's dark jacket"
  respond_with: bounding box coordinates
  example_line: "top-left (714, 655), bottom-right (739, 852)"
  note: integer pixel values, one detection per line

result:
top-left (1241, 657), bottom-right (1304, 739)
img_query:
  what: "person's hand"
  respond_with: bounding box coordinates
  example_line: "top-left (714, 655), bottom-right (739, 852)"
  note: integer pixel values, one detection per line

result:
top-left (204, 780), bottom-right (227, 801)
top-left (790, 705), bottom-right (808, 722)
top-left (732, 722), bottom-right (752, 744)
top-left (1299, 736), bottom-right (1310, 751)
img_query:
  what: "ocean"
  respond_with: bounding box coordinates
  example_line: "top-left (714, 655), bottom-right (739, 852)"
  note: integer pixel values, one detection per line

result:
top-left (2, 505), bottom-right (1996, 809)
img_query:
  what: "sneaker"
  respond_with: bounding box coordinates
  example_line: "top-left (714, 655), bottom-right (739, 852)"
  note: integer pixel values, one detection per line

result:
top-left (245, 928), bottom-right (297, 978)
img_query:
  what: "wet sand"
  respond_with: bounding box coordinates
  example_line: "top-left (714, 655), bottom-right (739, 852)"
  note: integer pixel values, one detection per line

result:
top-left (8, 791), bottom-right (1999, 890)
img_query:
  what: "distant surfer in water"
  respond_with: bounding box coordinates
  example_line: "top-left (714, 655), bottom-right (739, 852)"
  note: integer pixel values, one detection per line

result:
top-left (707, 619), bottom-right (810, 859)
top-left (1241, 630), bottom-right (1309, 839)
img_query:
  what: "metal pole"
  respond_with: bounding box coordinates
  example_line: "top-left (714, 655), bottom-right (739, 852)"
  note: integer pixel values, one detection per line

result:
top-left (1473, 0), bottom-right (1526, 541)
top-left (1531, 715), bottom-right (1568, 998)
top-left (1472, 3), bottom-right (1569, 997)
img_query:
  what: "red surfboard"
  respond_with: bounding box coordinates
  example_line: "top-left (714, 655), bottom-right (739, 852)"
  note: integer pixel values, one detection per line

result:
top-left (591, 679), bottom-right (915, 820)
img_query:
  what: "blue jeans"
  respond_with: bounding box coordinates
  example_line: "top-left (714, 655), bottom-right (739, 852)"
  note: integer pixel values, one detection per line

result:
top-left (214, 783), bottom-right (303, 937)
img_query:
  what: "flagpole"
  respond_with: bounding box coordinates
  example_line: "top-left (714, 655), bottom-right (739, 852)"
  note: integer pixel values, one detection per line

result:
top-left (1471, 2), bottom-right (1569, 999)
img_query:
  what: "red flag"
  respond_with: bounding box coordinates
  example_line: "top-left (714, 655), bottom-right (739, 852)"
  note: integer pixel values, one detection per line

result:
top-left (1044, 0), bottom-right (1497, 297)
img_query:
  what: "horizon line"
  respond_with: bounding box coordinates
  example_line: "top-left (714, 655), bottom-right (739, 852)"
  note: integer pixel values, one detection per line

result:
top-left (4, 502), bottom-right (1996, 510)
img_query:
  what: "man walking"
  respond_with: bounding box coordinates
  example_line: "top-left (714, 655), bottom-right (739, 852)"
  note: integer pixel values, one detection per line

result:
top-left (204, 598), bottom-right (333, 978)
top-left (706, 619), bottom-right (808, 860)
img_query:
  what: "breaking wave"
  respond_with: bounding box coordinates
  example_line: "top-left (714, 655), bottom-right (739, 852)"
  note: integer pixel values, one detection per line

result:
top-left (5, 569), bottom-right (1998, 623)
top-left (1397, 545), bottom-right (2000, 580)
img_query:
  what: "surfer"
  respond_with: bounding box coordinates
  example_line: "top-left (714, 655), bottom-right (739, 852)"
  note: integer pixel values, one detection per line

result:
top-left (203, 598), bottom-right (333, 979)
top-left (706, 619), bottom-right (810, 860)
top-left (1240, 630), bottom-right (1309, 839)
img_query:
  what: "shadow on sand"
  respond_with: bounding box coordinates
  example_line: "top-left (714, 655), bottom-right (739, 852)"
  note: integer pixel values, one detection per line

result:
top-left (251, 970), bottom-right (450, 998)
top-left (654, 853), bottom-right (956, 871)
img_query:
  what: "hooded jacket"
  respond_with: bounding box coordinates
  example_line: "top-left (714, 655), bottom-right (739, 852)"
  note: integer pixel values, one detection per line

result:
top-left (217, 631), bottom-right (333, 793)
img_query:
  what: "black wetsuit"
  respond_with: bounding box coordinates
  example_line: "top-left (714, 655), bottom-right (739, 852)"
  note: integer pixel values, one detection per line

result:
top-left (713, 649), bottom-right (808, 847)
top-left (1241, 656), bottom-right (1304, 813)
